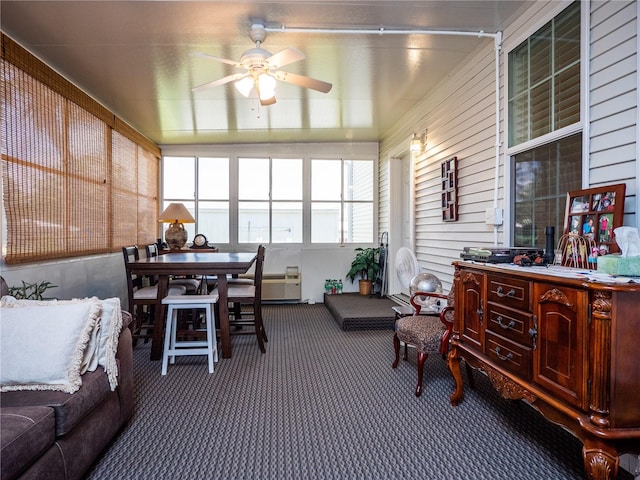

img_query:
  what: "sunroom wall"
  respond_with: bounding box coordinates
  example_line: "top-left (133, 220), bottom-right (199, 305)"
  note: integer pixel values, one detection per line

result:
top-left (379, 0), bottom-right (638, 291)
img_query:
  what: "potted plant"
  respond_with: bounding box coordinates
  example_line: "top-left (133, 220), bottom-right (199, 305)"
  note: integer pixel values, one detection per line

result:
top-left (7, 280), bottom-right (57, 300)
top-left (346, 247), bottom-right (380, 296)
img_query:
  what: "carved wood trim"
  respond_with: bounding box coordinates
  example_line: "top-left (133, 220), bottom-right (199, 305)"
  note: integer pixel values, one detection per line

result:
top-left (452, 268), bottom-right (461, 339)
top-left (538, 288), bottom-right (576, 311)
top-left (589, 290), bottom-right (612, 428)
top-left (583, 447), bottom-right (617, 480)
top-left (484, 364), bottom-right (537, 403)
top-left (461, 271), bottom-right (480, 287)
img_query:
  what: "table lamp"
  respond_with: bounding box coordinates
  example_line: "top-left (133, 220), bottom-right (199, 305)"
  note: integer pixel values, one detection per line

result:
top-left (158, 203), bottom-right (195, 250)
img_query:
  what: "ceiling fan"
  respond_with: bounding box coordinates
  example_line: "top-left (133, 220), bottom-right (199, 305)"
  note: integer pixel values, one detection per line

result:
top-left (192, 23), bottom-right (332, 106)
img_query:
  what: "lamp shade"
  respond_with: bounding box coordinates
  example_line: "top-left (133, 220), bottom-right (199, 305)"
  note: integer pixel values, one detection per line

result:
top-left (158, 203), bottom-right (195, 223)
top-left (158, 203), bottom-right (195, 250)
top-left (235, 76), bottom-right (254, 97)
top-left (410, 133), bottom-right (422, 153)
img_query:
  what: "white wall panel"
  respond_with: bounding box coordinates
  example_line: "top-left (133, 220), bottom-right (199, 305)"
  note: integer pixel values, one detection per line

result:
top-left (379, 0), bottom-right (639, 291)
top-left (589, 0), bottom-right (638, 226)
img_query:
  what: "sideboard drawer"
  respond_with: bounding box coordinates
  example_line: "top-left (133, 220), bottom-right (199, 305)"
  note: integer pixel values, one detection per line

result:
top-left (486, 303), bottom-right (532, 346)
top-left (485, 330), bottom-right (532, 379)
top-left (487, 275), bottom-right (530, 311)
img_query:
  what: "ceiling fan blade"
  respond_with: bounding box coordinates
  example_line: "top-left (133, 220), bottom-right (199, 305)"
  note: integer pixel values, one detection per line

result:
top-left (192, 73), bottom-right (247, 93)
top-left (191, 52), bottom-right (241, 67)
top-left (265, 47), bottom-right (305, 69)
top-left (273, 71), bottom-right (333, 94)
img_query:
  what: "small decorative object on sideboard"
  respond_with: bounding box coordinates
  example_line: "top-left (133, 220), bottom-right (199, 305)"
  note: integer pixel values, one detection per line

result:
top-left (597, 226), bottom-right (640, 276)
top-left (556, 183), bottom-right (626, 269)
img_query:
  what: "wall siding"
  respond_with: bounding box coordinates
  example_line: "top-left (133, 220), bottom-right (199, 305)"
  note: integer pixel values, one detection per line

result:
top-left (589, 0), bottom-right (637, 226)
top-left (379, 0), bottom-right (639, 291)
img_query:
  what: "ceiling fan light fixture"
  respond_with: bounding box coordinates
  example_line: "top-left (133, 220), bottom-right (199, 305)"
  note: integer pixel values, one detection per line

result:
top-left (257, 73), bottom-right (276, 99)
top-left (234, 76), bottom-right (254, 97)
top-left (192, 22), bottom-right (332, 103)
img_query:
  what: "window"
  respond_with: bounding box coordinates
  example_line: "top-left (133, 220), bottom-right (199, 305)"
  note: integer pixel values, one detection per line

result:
top-left (162, 156), bottom-right (230, 244)
top-left (1, 37), bottom-right (159, 264)
top-left (199, 157), bottom-right (230, 243)
top-left (161, 155), bottom-right (375, 246)
top-left (311, 159), bottom-right (374, 243)
top-left (509, 1), bottom-right (582, 248)
top-left (238, 157), bottom-right (302, 243)
top-left (508, 1), bottom-right (580, 147)
top-left (513, 134), bottom-right (582, 246)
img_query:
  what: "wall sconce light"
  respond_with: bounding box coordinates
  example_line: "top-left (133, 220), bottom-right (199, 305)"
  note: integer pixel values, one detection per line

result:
top-left (158, 203), bottom-right (196, 250)
top-left (410, 133), bottom-right (422, 153)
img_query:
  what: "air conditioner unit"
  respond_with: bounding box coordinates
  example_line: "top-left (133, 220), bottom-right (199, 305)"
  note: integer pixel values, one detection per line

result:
top-left (243, 266), bottom-right (301, 301)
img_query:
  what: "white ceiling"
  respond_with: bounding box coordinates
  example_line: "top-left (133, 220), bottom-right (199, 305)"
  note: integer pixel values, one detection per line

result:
top-left (1, 1), bottom-right (527, 145)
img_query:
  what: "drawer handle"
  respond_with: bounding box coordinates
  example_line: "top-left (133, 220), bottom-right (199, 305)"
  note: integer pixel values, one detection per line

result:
top-left (496, 286), bottom-right (516, 298)
top-left (496, 315), bottom-right (516, 330)
top-left (529, 315), bottom-right (538, 350)
top-left (494, 347), bottom-right (513, 361)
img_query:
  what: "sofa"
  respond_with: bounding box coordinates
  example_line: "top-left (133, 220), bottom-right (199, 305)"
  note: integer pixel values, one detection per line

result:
top-left (0, 288), bottom-right (134, 480)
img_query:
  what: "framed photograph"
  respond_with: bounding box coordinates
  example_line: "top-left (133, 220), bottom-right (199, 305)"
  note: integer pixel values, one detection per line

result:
top-left (569, 216), bottom-right (581, 235)
top-left (570, 195), bottom-right (590, 213)
top-left (563, 183), bottom-right (626, 255)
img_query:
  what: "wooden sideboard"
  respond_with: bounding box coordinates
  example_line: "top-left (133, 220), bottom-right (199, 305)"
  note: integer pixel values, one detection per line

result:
top-left (448, 261), bottom-right (640, 480)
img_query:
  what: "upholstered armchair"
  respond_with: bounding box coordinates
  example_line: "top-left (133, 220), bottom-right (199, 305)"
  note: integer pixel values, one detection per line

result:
top-left (392, 289), bottom-right (454, 397)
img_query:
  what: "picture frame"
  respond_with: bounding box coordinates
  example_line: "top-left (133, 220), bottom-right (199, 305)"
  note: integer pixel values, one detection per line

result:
top-left (563, 183), bottom-right (626, 255)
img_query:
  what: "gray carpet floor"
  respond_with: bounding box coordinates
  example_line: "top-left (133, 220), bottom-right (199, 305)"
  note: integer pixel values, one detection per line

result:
top-left (86, 304), bottom-right (631, 480)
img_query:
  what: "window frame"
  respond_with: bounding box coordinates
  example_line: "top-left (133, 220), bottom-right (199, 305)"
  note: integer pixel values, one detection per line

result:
top-left (1, 37), bottom-right (160, 264)
top-left (160, 147), bottom-right (378, 248)
top-left (504, 0), bottom-right (588, 248)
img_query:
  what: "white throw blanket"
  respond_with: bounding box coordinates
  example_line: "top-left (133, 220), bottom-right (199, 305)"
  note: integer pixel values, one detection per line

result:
top-left (0, 296), bottom-right (123, 392)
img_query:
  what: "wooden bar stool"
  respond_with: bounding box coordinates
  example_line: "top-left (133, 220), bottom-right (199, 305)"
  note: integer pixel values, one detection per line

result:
top-left (161, 294), bottom-right (219, 375)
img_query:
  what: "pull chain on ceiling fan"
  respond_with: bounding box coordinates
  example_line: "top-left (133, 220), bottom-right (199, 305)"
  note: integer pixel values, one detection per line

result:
top-left (192, 23), bottom-right (332, 106)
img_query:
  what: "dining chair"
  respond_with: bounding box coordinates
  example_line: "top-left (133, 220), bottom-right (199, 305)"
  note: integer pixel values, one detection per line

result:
top-left (213, 244), bottom-right (267, 353)
top-left (122, 246), bottom-right (187, 345)
top-left (144, 244), bottom-right (202, 293)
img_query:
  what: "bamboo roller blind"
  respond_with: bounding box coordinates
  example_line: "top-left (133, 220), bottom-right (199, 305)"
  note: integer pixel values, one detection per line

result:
top-left (1, 33), bottom-right (160, 264)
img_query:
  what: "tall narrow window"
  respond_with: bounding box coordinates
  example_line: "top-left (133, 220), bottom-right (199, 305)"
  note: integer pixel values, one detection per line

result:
top-left (311, 159), bottom-right (374, 243)
top-left (238, 158), bottom-right (270, 243)
top-left (238, 157), bottom-right (303, 243)
top-left (162, 156), bottom-right (196, 242)
top-left (272, 158), bottom-right (302, 243)
top-left (509, 1), bottom-right (582, 248)
top-left (198, 157), bottom-right (229, 243)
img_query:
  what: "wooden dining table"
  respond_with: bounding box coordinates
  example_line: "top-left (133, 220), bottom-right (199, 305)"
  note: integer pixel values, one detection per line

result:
top-left (128, 251), bottom-right (257, 360)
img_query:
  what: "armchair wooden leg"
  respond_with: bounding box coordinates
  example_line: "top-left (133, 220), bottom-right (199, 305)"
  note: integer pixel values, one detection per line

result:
top-left (415, 352), bottom-right (428, 397)
top-left (392, 333), bottom-right (401, 368)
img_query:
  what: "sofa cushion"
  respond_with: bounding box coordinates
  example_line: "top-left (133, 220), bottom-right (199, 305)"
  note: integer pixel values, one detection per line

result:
top-left (1, 296), bottom-right (124, 391)
top-left (1, 366), bottom-right (113, 436)
top-left (0, 300), bottom-right (100, 393)
top-left (1, 406), bottom-right (56, 480)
